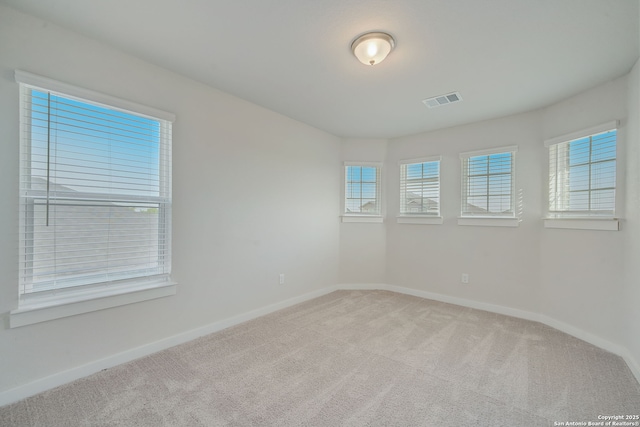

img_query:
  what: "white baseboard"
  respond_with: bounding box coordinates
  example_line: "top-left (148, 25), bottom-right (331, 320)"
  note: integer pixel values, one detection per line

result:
top-left (0, 286), bottom-right (334, 407)
top-left (620, 349), bottom-right (640, 386)
top-left (335, 283), bottom-right (640, 385)
top-left (2, 283), bottom-right (638, 407)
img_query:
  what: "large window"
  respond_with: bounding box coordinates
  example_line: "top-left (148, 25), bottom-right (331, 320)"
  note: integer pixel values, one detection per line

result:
top-left (399, 157), bottom-right (440, 216)
top-left (344, 162), bottom-right (382, 216)
top-left (460, 146), bottom-right (517, 217)
top-left (546, 123), bottom-right (617, 218)
top-left (16, 71), bottom-right (174, 312)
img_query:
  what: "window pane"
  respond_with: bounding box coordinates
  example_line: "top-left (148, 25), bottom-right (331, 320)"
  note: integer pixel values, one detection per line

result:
top-left (468, 156), bottom-right (488, 175)
top-left (423, 161), bottom-right (439, 177)
top-left (30, 201), bottom-right (164, 292)
top-left (569, 164), bottom-right (589, 192)
top-left (591, 160), bottom-right (616, 190)
top-left (467, 196), bottom-right (488, 212)
top-left (568, 191), bottom-right (589, 211)
top-left (469, 176), bottom-right (487, 195)
top-left (361, 167), bottom-right (376, 182)
top-left (406, 163), bottom-right (423, 178)
top-left (347, 166), bottom-right (361, 181)
top-left (488, 153), bottom-right (511, 174)
top-left (488, 174), bottom-right (511, 195)
top-left (345, 201), bottom-right (360, 213)
top-left (591, 189), bottom-right (615, 211)
top-left (360, 199), bottom-right (376, 212)
top-left (346, 182), bottom-right (361, 198)
top-left (488, 195), bottom-right (511, 213)
top-left (361, 183), bottom-right (376, 199)
top-left (569, 138), bottom-right (590, 165)
top-left (591, 131), bottom-right (616, 162)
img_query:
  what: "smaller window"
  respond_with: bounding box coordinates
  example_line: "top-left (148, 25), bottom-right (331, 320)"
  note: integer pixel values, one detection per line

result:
top-left (399, 157), bottom-right (440, 216)
top-left (460, 146), bottom-right (517, 218)
top-left (344, 162), bottom-right (382, 216)
top-left (546, 123), bottom-right (617, 218)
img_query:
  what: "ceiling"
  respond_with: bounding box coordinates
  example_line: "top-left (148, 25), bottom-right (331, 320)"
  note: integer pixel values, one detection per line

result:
top-left (2, 0), bottom-right (638, 139)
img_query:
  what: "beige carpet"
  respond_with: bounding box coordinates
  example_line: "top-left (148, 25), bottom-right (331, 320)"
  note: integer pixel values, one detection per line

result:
top-left (1, 290), bottom-right (639, 426)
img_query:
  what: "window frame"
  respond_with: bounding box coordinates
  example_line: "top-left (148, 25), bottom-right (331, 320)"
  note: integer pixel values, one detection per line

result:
top-left (543, 121), bottom-right (619, 231)
top-left (397, 156), bottom-right (442, 225)
top-left (459, 146), bottom-right (519, 227)
top-left (342, 162), bottom-right (383, 222)
top-left (11, 70), bottom-right (177, 327)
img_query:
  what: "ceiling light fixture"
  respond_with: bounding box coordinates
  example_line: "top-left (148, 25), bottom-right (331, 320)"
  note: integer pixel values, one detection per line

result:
top-left (351, 32), bottom-right (395, 66)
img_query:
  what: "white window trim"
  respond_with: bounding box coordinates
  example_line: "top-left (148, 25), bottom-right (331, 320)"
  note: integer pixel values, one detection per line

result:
top-left (398, 156), bottom-right (441, 222)
top-left (457, 217), bottom-right (520, 227)
top-left (342, 216), bottom-right (384, 223)
top-left (543, 121), bottom-right (618, 148)
top-left (10, 281), bottom-right (177, 328)
top-left (342, 161), bottom-right (384, 222)
top-left (14, 70), bottom-right (175, 122)
top-left (543, 218), bottom-right (619, 231)
top-left (398, 155), bottom-right (442, 164)
top-left (397, 216), bottom-right (443, 225)
top-left (12, 70), bottom-right (177, 326)
top-left (459, 145), bottom-right (519, 225)
top-left (544, 121), bottom-right (619, 230)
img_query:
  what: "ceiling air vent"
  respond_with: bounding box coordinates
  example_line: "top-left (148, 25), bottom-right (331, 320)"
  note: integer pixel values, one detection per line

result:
top-left (422, 92), bottom-right (462, 108)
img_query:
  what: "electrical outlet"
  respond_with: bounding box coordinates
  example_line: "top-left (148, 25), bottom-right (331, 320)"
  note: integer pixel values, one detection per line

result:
top-left (279, 273), bottom-right (285, 285)
top-left (461, 273), bottom-right (469, 284)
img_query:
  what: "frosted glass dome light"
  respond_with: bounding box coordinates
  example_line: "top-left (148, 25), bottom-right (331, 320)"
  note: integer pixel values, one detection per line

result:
top-left (351, 32), bottom-right (395, 66)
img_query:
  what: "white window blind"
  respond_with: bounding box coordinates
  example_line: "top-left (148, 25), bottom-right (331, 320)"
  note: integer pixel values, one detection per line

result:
top-left (17, 72), bottom-right (174, 301)
top-left (460, 147), bottom-right (517, 217)
top-left (344, 163), bottom-right (382, 215)
top-left (399, 157), bottom-right (440, 216)
top-left (546, 124), bottom-right (617, 218)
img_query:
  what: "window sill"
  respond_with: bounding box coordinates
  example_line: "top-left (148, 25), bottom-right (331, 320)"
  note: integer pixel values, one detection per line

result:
top-left (457, 217), bottom-right (520, 227)
top-left (397, 216), bottom-right (443, 225)
top-left (341, 215), bottom-right (384, 223)
top-left (10, 280), bottom-right (177, 328)
top-left (544, 218), bottom-right (619, 231)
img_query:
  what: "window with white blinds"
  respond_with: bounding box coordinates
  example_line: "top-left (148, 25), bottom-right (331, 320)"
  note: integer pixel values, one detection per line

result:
top-left (399, 157), bottom-right (440, 216)
top-left (16, 71), bottom-right (174, 302)
top-left (546, 123), bottom-right (617, 218)
top-left (344, 163), bottom-right (382, 215)
top-left (460, 146), bottom-right (517, 217)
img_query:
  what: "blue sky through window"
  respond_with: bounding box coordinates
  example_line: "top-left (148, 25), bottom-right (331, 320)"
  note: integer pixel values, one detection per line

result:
top-left (30, 89), bottom-right (161, 197)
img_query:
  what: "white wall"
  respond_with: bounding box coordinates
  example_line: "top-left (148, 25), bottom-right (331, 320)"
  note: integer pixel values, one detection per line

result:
top-left (0, 5), bottom-right (341, 395)
top-left (338, 139), bottom-right (388, 284)
top-left (539, 77), bottom-right (628, 344)
top-left (623, 58), bottom-right (640, 374)
top-left (385, 74), bottom-right (630, 356)
top-left (386, 112), bottom-right (542, 312)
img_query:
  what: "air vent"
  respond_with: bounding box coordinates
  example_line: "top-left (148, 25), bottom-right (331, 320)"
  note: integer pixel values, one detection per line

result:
top-left (422, 92), bottom-right (463, 108)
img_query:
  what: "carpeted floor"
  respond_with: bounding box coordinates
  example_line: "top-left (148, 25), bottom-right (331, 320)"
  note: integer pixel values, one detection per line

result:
top-left (1, 290), bottom-right (639, 426)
